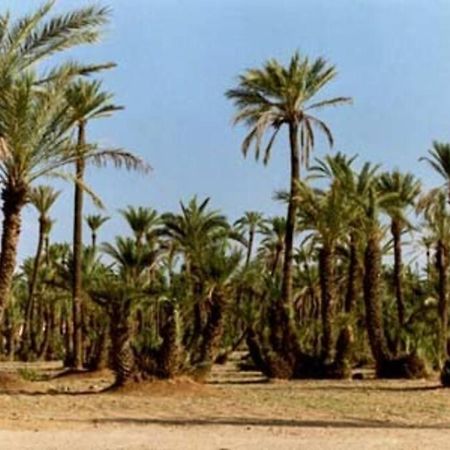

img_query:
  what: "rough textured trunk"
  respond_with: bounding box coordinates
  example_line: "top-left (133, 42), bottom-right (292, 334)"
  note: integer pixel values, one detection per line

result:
top-left (391, 219), bottom-right (405, 327)
top-left (159, 303), bottom-right (182, 378)
top-left (109, 307), bottom-right (136, 386)
top-left (345, 232), bottom-right (358, 314)
top-left (319, 244), bottom-right (336, 361)
top-left (199, 291), bottom-right (226, 365)
top-left (436, 240), bottom-right (448, 367)
top-left (72, 121), bottom-right (86, 369)
top-left (0, 183), bottom-right (27, 323)
top-left (363, 228), bottom-right (390, 366)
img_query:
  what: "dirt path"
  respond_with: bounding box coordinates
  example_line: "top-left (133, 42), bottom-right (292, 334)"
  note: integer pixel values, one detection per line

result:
top-left (0, 357), bottom-right (449, 449)
top-left (1, 426), bottom-right (450, 450)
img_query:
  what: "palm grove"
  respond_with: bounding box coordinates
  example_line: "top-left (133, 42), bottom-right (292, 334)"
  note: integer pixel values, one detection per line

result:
top-left (1, 2), bottom-right (450, 388)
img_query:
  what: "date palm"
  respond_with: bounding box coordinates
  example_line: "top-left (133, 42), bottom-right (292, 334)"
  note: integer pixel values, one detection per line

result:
top-left (85, 214), bottom-right (109, 251)
top-left (420, 142), bottom-right (450, 202)
top-left (295, 180), bottom-right (354, 361)
top-left (92, 237), bottom-right (159, 386)
top-left (234, 211), bottom-right (266, 266)
top-left (65, 79), bottom-right (124, 369)
top-left (226, 52), bottom-right (351, 356)
top-left (417, 189), bottom-right (450, 366)
top-left (120, 206), bottom-right (159, 246)
top-left (0, 1), bottom-right (110, 89)
top-left (378, 171), bottom-right (421, 328)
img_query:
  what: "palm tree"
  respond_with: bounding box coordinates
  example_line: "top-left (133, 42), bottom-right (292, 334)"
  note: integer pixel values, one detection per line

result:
top-left (22, 185), bottom-right (60, 356)
top-left (378, 171), bottom-right (421, 328)
top-left (161, 197), bottom-right (231, 354)
top-left (0, 2), bottom-right (119, 328)
top-left (294, 179), bottom-right (353, 361)
top-left (226, 52), bottom-right (351, 356)
top-left (417, 190), bottom-right (450, 367)
top-left (358, 184), bottom-right (403, 372)
top-left (258, 217), bottom-right (287, 277)
top-left (92, 237), bottom-right (159, 386)
top-left (234, 211), bottom-right (265, 266)
top-left (65, 79), bottom-right (124, 369)
top-left (311, 153), bottom-right (377, 315)
top-left (85, 214), bottom-right (109, 251)
top-left (0, 2), bottom-right (110, 89)
top-left (420, 142), bottom-right (450, 201)
top-left (120, 206), bottom-right (159, 246)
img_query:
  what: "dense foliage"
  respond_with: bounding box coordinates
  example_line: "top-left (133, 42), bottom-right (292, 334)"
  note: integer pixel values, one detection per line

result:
top-left (1, 2), bottom-right (449, 387)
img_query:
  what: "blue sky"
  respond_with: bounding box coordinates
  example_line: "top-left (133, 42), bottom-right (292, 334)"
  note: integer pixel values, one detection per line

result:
top-left (5, 0), bottom-right (450, 259)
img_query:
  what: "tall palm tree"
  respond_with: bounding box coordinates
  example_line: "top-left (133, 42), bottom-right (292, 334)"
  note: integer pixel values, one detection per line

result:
top-left (22, 185), bottom-right (60, 355)
top-left (359, 185), bottom-right (401, 371)
top-left (378, 171), bottom-right (421, 328)
top-left (85, 214), bottom-right (109, 251)
top-left (234, 211), bottom-right (265, 266)
top-left (65, 79), bottom-right (124, 369)
top-left (226, 52), bottom-right (351, 355)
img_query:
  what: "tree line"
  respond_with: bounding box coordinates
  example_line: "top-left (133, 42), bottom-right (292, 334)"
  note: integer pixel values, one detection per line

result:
top-left (1, 1), bottom-right (450, 388)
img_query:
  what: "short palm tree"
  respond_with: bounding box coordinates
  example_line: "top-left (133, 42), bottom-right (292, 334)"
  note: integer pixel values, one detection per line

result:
top-left (226, 52), bottom-right (351, 357)
top-left (91, 237), bottom-right (158, 386)
top-left (295, 180), bottom-right (354, 361)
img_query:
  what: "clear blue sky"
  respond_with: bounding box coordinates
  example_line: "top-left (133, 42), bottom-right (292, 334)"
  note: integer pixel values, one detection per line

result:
top-left (5, 0), bottom-right (450, 259)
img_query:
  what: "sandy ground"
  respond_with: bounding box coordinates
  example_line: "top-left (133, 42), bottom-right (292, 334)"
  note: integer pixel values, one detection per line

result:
top-left (0, 357), bottom-right (449, 449)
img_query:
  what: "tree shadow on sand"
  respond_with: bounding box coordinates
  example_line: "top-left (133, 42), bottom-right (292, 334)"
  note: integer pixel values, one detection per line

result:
top-left (89, 416), bottom-right (450, 430)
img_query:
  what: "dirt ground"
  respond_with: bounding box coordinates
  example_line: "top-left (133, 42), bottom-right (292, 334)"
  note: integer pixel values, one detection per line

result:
top-left (0, 356), bottom-right (449, 449)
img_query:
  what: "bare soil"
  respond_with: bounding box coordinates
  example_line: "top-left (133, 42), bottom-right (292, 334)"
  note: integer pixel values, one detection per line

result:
top-left (0, 356), bottom-right (449, 449)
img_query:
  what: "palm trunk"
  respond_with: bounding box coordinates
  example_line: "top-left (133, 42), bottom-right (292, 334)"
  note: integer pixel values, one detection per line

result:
top-left (109, 306), bottom-right (135, 386)
top-left (72, 121), bottom-right (86, 369)
top-left (22, 218), bottom-right (45, 356)
top-left (363, 228), bottom-right (390, 365)
top-left (159, 303), bottom-right (182, 378)
top-left (246, 229), bottom-right (254, 266)
top-left (436, 240), bottom-right (448, 366)
top-left (0, 183), bottom-right (28, 323)
top-left (319, 243), bottom-right (335, 361)
top-left (280, 120), bottom-right (299, 310)
top-left (92, 231), bottom-right (97, 252)
top-left (345, 231), bottom-right (358, 313)
top-left (391, 219), bottom-right (405, 327)
top-left (272, 121), bottom-right (299, 354)
top-left (199, 290), bottom-right (226, 365)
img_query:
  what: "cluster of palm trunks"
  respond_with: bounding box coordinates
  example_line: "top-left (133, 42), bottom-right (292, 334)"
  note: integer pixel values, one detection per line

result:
top-left (0, 2), bottom-right (449, 388)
